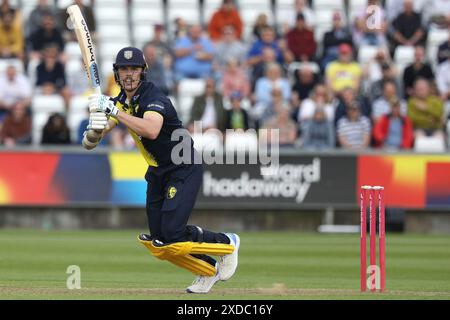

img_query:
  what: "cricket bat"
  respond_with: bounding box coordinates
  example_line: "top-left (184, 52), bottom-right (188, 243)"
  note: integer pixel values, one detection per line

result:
top-left (67, 4), bottom-right (102, 95)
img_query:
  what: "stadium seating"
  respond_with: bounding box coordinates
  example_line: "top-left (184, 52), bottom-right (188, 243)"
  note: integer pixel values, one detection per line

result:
top-left (131, 0), bottom-right (165, 49)
top-left (202, 0), bottom-right (223, 26)
top-left (348, 0), bottom-right (366, 23)
top-left (65, 41), bottom-right (83, 60)
top-left (274, 0), bottom-right (293, 27)
top-left (97, 23), bottom-right (130, 43)
top-left (67, 96), bottom-right (89, 142)
top-left (314, 10), bottom-right (335, 44)
top-left (414, 135), bottom-right (447, 153)
top-left (427, 29), bottom-right (449, 68)
top-left (98, 41), bottom-right (129, 65)
top-left (394, 45), bottom-right (415, 77)
top-left (0, 58), bottom-right (24, 74)
top-left (313, 0), bottom-right (345, 13)
top-left (177, 78), bottom-right (206, 122)
top-left (167, 0), bottom-right (201, 26)
top-left (358, 45), bottom-right (379, 65)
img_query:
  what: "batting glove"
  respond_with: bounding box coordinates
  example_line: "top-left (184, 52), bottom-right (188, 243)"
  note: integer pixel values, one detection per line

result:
top-left (88, 94), bottom-right (119, 117)
top-left (87, 111), bottom-right (108, 131)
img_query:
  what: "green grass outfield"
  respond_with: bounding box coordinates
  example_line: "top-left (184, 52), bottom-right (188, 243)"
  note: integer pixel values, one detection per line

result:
top-left (0, 229), bottom-right (449, 300)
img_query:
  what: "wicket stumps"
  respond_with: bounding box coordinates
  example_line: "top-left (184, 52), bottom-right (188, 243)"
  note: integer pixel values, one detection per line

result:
top-left (360, 185), bottom-right (386, 292)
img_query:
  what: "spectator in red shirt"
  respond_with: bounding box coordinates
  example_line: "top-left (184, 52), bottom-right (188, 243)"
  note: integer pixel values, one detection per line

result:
top-left (286, 13), bottom-right (317, 62)
top-left (208, 0), bottom-right (243, 42)
top-left (373, 98), bottom-right (414, 149)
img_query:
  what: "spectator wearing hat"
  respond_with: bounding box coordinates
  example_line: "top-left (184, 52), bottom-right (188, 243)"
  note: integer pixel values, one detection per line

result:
top-left (321, 10), bottom-right (353, 70)
top-left (208, 0), bottom-right (243, 42)
top-left (325, 43), bottom-right (362, 95)
top-left (225, 91), bottom-right (249, 130)
top-left (337, 102), bottom-right (371, 149)
top-left (373, 97), bottom-right (414, 150)
top-left (285, 13), bottom-right (317, 62)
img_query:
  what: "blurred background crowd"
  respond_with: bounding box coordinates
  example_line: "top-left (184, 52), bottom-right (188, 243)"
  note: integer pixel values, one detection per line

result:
top-left (0, 0), bottom-right (449, 152)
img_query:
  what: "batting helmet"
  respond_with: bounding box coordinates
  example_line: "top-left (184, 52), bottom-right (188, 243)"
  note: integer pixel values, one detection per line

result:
top-left (113, 47), bottom-right (148, 85)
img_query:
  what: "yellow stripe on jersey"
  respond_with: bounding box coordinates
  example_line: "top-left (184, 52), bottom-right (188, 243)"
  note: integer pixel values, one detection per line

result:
top-left (143, 110), bottom-right (163, 118)
top-left (114, 101), bottom-right (159, 167)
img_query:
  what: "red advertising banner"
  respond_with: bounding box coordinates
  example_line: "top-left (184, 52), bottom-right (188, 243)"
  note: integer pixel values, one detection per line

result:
top-left (358, 155), bottom-right (450, 209)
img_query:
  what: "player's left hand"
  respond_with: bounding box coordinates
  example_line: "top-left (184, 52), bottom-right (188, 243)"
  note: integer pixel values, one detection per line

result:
top-left (87, 111), bottom-right (108, 131)
top-left (88, 94), bottom-right (119, 117)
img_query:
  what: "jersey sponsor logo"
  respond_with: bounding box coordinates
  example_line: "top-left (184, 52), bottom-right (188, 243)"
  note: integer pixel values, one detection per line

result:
top-left (167, 186), bottom-right (177, 199)
top-left (147, 103), bottom-right (164, 110)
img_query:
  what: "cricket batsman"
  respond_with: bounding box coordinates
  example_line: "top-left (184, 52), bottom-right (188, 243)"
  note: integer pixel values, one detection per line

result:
top-left (83, 47), bottom-right (240, 294)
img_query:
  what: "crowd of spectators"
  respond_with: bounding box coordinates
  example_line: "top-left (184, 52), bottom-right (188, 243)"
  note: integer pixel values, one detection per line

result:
top-left (0, 0), bottom-right (449, 152)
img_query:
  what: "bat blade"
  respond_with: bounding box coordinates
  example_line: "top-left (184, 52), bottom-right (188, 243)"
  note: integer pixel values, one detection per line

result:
top-left (67, 4), bottom-right (101, 94)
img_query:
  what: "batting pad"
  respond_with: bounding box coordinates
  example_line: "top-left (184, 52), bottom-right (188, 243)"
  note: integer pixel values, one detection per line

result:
top-left (138, 237), bottom-right (234, 276)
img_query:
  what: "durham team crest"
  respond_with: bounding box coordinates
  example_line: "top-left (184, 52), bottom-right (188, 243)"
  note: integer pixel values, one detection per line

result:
top-left (124, 50), bottom-right (133, 59)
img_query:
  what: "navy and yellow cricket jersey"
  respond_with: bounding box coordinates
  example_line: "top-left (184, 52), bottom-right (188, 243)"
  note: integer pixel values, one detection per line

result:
top-left (110, 82), bottom-right (194, 174)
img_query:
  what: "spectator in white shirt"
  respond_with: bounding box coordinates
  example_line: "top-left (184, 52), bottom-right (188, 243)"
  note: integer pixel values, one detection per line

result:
top-left (297, 84), bottom-right (335, 123)
top-left (0, 65), bottom-right (32, 120)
